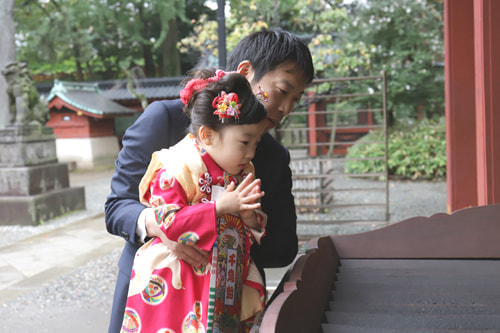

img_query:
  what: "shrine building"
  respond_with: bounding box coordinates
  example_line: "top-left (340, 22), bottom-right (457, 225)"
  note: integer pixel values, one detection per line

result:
top-left (46, 80), bottom-right (136, 169)
top-left (44, 77), bottom-right (183, 169)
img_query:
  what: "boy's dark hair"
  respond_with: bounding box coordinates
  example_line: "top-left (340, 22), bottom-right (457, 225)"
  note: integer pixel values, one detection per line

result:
top-left (227, 28), bottom-right (314, 84)
top-left (184, 68), bottom-right (267, 134)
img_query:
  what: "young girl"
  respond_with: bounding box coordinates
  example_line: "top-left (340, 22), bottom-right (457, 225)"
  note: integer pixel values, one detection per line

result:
top-left (121, 69), bottom-right (268, 333)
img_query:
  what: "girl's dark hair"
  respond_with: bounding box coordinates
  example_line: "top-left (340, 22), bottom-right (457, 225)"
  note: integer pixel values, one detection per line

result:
top-left (183, 68), bottom-right (267, 134)
top-left (226, 28), bottom-right (314, 84)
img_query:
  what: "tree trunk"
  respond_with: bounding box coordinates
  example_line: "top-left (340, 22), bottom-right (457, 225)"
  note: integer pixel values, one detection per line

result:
top-left (0, 0), bottom-right (17, 128)
top-left (71, 41), bottom-right (85, 81)
top-left (75, 59), bottom-right (84, 81)
top-left (160, 19), bottom-right (181, 77)
top-left (143, 44), bottom-right (156, 77)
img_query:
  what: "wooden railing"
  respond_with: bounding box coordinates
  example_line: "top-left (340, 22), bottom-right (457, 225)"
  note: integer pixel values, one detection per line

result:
top-left (273, 73), bottom-right (389, 229)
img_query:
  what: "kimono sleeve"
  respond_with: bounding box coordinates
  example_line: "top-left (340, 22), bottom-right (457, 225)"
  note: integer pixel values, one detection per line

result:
top-left (148, 168), bottom-right (218, 252)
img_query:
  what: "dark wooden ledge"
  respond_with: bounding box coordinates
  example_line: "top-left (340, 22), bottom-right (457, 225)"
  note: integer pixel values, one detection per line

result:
top-left (260, 204), bottom-right (500, 332)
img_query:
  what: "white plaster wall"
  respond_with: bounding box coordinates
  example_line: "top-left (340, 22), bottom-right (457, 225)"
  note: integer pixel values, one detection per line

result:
top-left (55, 136), bottom-right (119, 169)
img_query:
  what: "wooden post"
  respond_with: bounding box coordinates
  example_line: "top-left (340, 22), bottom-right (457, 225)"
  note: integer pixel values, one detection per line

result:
top-left (444, 0), bottom-right (478, 212)
top-left (473, 0), bottom-right (500, 205)
top-left (307, 92), bottom-right (319, 157)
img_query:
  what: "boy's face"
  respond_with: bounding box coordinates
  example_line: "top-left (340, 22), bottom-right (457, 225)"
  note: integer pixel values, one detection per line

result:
top-left (246, 62), bottom-right (307, 130)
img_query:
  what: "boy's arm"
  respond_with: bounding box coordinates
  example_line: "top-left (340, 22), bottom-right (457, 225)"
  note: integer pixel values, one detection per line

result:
top-left (104, 100), bottom-right (189, 245)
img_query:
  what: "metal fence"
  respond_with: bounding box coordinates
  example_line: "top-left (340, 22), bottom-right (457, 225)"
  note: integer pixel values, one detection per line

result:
top-left (273, 73), bottom-right (389, 227)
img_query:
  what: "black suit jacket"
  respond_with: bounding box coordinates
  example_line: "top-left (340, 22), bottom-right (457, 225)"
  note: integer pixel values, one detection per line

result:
top-left (104, 99), bottom-right (298, 331)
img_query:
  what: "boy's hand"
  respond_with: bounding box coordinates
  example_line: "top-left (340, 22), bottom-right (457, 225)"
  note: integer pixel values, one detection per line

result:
top-left (145, 209), bottom-right (209, 267)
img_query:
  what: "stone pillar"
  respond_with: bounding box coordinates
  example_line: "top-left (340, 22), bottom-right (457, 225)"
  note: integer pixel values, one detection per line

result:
top-left (0, 2), bottom-right (84, 225)
top-left (0, 125), bottom-right (86, 225)
top-left (0, 0), bottom-right (17, 128)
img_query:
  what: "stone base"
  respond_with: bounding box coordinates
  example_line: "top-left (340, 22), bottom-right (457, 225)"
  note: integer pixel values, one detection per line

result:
top-left (0, 124), bottom-right (57, 167)
top-left (0, 163), bottom-right (70, 196)
top-left (0, 186), bottom-right (86, 226)
top-left (0, 125), bottom-right (87, 225)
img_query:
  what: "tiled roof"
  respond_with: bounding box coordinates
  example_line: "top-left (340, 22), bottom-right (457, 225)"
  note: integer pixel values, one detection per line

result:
top-left (47, 80), bottom-right (136, 116)
top-left (98, 76), bottom-right (185, 101)
top-left (38, 76), bottom-right (186, 103)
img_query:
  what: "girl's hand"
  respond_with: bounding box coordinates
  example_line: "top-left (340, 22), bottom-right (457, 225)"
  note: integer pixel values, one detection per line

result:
top-left (238, 178), bottom-right (264, 230)
top-left (215, 173), bottom-right (264, 225)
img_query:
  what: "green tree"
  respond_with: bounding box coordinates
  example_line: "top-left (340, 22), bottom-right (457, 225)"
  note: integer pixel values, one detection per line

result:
top-left (14, 0), bottom-right (207, 80)
top-left (100, 0), bottom-right (186, 77)
top-left (228, 0), bottom-right (298, 29)
top-left (178, 0), bottom-right (353, 72)
top-left (172, 0), bottom-right (216, 74)
top-left (310, 0), bottom-right (444, 120)
top-left (178, 0), bottom-right (302, 67)
top-left (179, 0), bottom-right (444, 122)
top-left (89, 0), bottom-right (211, 78)
top-left (178, 14), bottom-right (269, 68)
top-left (15, 0), bottom-right (95, 81)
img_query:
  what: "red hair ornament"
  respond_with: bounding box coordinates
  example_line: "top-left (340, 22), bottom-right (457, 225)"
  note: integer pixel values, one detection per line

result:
top-left (212, 91), bottom-right (241, 122)
top-left (180, 70), bottom-right (227, 105)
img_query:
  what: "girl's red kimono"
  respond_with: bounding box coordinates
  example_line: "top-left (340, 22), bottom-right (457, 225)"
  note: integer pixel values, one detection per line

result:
top-left (121, 134), bottom-right (266, 333)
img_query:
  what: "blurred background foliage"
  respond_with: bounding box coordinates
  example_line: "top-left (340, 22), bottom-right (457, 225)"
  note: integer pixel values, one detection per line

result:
top-left (13, 0), bottom-right (445, 179)
top-left (14, 0), bottom-right (444, 122)
top-left (14, 1), bottom-right (442, 124)
top-left (345, 117), bottom-right (446, 179)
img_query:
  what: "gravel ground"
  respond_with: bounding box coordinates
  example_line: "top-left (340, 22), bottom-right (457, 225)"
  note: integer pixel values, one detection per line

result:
top-left (297, 176), bottom-right (448, 237)
top-left (0, 248), bottom-right (121, 332)
top-left (0, 167), bottom-right (118, 332)
top-left (0, 167), bottom-right (447, 332)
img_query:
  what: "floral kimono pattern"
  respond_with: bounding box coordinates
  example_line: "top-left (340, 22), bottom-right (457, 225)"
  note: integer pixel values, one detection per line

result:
top-left (121, 134), bottom-right (266, 333)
